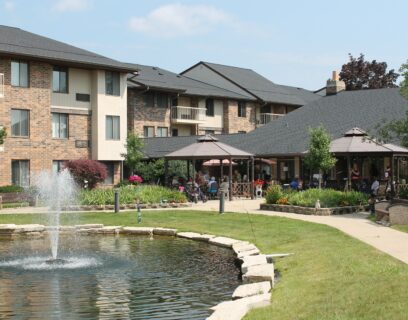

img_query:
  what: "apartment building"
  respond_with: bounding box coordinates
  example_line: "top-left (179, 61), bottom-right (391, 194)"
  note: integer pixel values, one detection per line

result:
top-left (127, 64), bottom-right (257, 137)
top-left (0, 26), bottom-right (136, 186)
top-left (181, 61), bottom-right (321, 126)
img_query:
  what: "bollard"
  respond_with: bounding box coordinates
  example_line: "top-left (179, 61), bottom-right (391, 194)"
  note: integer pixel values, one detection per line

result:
top-left (219, 188), bottom-right (224, 214)
top-left (114, 189), bottom-right (120, 213)
top-left (137, 201), bottom-right (142, 223)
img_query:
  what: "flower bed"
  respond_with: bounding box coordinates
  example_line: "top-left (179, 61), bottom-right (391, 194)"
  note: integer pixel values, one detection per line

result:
top-left (262, 186), bottom-right (369, 215)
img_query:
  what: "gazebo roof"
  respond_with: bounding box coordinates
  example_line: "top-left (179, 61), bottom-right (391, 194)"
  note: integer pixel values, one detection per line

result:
top-left (165, 134), bottom-right (253, 160)
top-left (330, 127), bottom-right (408, 154)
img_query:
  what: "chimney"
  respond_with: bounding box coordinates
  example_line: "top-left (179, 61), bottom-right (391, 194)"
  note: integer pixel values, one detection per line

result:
top-left (326, 71), bottom-right (345, 95)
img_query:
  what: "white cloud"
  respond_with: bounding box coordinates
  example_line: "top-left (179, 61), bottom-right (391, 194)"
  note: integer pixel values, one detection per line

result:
top-left (3, 0), bottom-right (15, 11)
top-left (129, 3), bottom-right (232, 38)
top-left (53, 0), bottom-right (90, 12)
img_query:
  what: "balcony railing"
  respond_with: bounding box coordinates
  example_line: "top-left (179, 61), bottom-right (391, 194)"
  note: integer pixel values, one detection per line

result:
top-left (0, 73), bottom-right (4, 98)
top-left (259, 113), bottom-right (285, 125)
top-left (171, 106), bottom-right (206, 124)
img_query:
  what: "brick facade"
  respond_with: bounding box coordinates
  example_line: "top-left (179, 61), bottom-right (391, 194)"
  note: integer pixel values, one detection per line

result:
top-left (0, 58), bottom-right (91, 186)
top-left (223, 100), bottom-right (257, 133)
top-left (127, 89), bottom-right (171, 137)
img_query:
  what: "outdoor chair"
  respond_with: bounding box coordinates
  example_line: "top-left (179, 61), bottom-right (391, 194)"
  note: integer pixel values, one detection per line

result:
top-left (207, 182), bottom-right (218, 199)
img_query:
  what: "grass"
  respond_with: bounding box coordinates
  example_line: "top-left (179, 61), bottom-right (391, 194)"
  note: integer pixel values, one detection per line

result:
top-left (1, 210), bottom-right (408, 319)
top-left (392, 225), bottom-right (408, 233)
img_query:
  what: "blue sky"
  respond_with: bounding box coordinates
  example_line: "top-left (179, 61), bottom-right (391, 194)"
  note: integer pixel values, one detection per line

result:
top-left (1, 0), bottom-right (407, 90)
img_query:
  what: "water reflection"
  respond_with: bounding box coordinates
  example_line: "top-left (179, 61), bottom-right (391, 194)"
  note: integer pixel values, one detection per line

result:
top-left (0, 235), bottom-right (240, 319)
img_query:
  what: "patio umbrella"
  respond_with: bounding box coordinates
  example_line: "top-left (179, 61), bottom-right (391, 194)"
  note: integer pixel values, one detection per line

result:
top-left (203, 159), bottom-right (238, 166)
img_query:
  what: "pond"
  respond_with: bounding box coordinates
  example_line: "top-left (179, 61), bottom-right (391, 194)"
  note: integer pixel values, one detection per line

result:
top-left (0, 234), bottom-right (241, 319)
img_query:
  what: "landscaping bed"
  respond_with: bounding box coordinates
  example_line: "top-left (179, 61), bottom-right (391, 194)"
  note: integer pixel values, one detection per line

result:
top-left (262, 186), bottom-right (369, 215)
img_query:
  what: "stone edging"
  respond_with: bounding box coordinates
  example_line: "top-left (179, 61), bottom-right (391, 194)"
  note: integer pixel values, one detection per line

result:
top-left (260, 203), bottom-right (369, 215)
top-left (59, 202), bottom-right (190, 211)
top-left (0, 224), bottom-right (275, 320)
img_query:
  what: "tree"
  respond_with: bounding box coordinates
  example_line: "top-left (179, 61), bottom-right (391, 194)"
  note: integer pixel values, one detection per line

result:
top-left (303, 125), bottom-right (337, 189)
top-left (377, 111), bottom-right (408, 148)
top-left (339, 54), bottom-right (399, 90)
top-left (0, 128), bottom-right (7, 145)
top-left (121, 132), bottom-right (144, 175)
top-left (400, 60), bottom-right (408, 99)
top-left (65, 159), bottom-right (107, 189)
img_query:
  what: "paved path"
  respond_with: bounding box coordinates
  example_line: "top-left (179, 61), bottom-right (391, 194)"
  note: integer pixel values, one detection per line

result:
top-left (185, 199), bottom-right (408, 265)
top-left (2, 200), bottom-right (408, 264)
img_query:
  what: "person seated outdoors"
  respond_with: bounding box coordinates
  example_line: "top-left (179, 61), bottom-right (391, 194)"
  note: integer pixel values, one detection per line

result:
top-left (233, 170), bottom-right (242, 183)
top-left (171, 175), bottom-right (179, 188)
top-left (290, 177), bottom-right (300, 190)
top-left (207, 177), bottom-right (218, 198)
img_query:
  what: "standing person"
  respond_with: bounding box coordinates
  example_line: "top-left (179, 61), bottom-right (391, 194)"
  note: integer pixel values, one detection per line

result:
top-left (369, 176), bottom-right (379, 215)
top-left (384, 166), bottom-right (392, 195)
top-left (351, 163), bottom-right (361, 191)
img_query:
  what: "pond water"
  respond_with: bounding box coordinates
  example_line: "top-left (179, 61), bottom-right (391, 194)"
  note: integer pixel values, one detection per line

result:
top-left (0, 234), bottom-right (241, 319)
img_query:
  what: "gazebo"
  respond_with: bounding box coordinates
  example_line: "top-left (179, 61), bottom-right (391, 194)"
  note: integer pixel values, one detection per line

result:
top-left (330, 128), bottom-right (408, 192)
top-left (164, 135), bottom-right (254, 200)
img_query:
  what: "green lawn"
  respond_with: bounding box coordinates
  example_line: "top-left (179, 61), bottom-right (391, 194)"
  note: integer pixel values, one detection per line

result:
top-left (1, 210), bottom-right (408, 320)
top-left (392, 225), bottom-right (408, 233)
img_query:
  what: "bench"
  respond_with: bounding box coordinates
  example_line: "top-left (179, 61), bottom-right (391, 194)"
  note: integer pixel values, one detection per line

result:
top-left (0, 192), bottom-right (36, 209)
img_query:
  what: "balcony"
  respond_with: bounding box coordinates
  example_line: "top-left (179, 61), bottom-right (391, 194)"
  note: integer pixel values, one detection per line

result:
top-left (259, 113), bottom-right (285, 125)
top-left (171, 106), bottom-right (206, 124)
top-left (0, 73), bottom-right (4, 98)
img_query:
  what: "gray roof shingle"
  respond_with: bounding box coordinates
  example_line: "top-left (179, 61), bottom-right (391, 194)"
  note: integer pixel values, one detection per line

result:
top-left (183, 61), bottom-right (321, 105)
top-left (143, 88), bottom-right (408, 158)
top-left (0, 25), bottom-right (136, 72)
top-left (127, 63), bottom-right (254, 100)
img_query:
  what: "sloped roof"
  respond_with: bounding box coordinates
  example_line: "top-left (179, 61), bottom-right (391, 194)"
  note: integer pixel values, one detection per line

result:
top-left (330, 127), bottom-right (408, 154)
top-left (165, 135), bottom-right (253, 160)
top-left (143, 88), bottom-right (408, 158)
top-left (182, 61), bottom-right (321, 105)
top-left (0, 25), bottom-right (135, 72)
top-left (127, 63), bottom-right (253, 100)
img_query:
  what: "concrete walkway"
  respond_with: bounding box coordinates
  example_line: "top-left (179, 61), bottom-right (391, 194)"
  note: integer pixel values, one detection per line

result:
top-left (2, 200), bottom-right (408, 264)
top-left (185, 199), bottom-right (408, 265)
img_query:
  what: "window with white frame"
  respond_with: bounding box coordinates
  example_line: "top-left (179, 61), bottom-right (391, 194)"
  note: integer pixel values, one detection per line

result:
top-left (144, 126), bottom-right (154, 137)
top-left (11, 160), bottom-right (29, 187)
top-left (106, 115), bottom-right (120, 140)
top-left (52, 113), bottom-right (68, 139)
top-left (11, 109), bottom-right (29, 137)
top-left (11, 60), bottom-right (29, 87)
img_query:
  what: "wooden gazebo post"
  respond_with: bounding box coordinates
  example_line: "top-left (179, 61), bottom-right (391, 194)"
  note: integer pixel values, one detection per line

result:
top-left (391, 154), bottom-right (395, 198)
top-left (251, 156), bottom-right (255, 199)
top-left (347, 155), bottom-right (351, 191)
top-left (220, 159), bottom-right (224, 180)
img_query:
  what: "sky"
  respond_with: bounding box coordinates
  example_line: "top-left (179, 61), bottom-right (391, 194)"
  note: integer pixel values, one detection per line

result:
top-left (1, 0), bottom-right (407, 90)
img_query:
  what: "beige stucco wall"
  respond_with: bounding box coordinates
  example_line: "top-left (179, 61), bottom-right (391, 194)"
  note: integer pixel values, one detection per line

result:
top-left (198, 98), bottom-right (223, 129)
top-left (51, 68), bottom-right (91, 110)
top-left (91, 70), bottom-right (127, 161)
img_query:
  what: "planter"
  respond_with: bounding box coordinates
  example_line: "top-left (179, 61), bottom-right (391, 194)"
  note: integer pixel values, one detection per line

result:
top-left (260, 203), bottom-right (369, 215)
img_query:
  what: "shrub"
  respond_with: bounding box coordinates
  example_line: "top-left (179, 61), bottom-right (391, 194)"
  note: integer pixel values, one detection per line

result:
top-left (277, 197), bottom-right (289, 205)
top-left (398, 188), bottom-right (408, 200)
top-left (0, 185), bottom-right (24, 193)
top-left (265, 185), bottom-right (283, 204)
top-left (65, 159), bottom-right (107, 189)
top-left (79, 185), bottom-right (187, 205)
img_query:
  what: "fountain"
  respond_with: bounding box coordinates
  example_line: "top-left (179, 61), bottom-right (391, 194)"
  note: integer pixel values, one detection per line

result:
top-left (33, 169), bottom-right (76, 263)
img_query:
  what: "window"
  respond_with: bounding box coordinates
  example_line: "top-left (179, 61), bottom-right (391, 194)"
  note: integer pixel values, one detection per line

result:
top-left (103, 162), bottom-right (114, 185)
top-left (143, 92), bottom-right (155, 107)
top-left (12, 160), bottom-right (29, 187)
top-left (205, 98), bottom-right (214, 117)
top-left (156, 93), bottom-right (168, 108)
top-left (144, 126), bottom-right (154, 137)
top-left (52, 113), bottom-right (68, 139)
top-left (172, 128), bottom-right (178, 137)
top-left (105, 71), bottom-right (120, 96)
top-left (11, 61), bottom-right (29, 87)
top-left (171, 98), bottom-right (178, 106)
top-left (52, 160), bottom-right (65, 174)
top-left (157, 127), bottom-right (168, 137)
top-left (52, 67), bottom-right (68, 93)
top-left (238, 101), bottom-right (247, 117)
top-left (11, 109), bottom-right (29, 137)
top-left (106, 116), bottom-right (120, 140)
